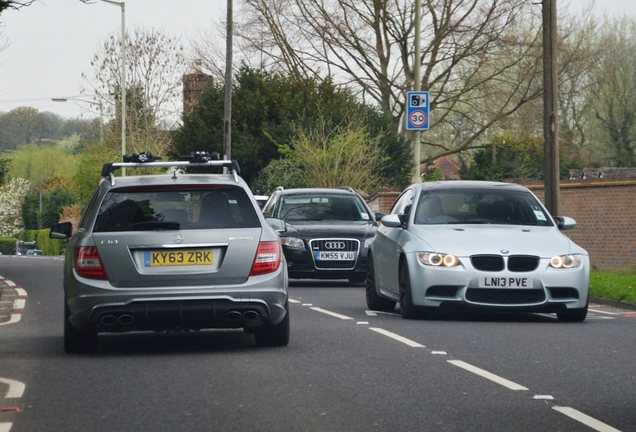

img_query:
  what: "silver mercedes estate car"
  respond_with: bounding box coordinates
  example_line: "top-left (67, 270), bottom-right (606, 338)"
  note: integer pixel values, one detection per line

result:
top-left (50, 153), bottom-right (289, 353)
top-left (366, 181), bottom-right (590, 322)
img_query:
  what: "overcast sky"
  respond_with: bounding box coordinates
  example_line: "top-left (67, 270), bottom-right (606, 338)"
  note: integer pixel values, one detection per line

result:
top-left (0, 0), bottom-right (634, 120)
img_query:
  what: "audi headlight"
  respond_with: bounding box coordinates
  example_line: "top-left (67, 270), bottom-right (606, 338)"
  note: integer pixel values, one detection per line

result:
top-left (281, 237), bottom-right (304, 249)
top-left (418, 252), bottom-right (460, 267)
top-left (549, 254), bottom-right (582, 269)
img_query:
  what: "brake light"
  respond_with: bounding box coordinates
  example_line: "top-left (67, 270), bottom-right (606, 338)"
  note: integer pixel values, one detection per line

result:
top-left (250, 241), bottom-right (281, 276)
top-left (74, 246), bottom-right (108, 280)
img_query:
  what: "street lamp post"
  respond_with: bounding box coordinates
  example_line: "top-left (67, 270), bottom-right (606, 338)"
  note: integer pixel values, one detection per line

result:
top-left (412, 0), bottom-right (422, 183)
top-left (84, 0), bottom-right (126, 175)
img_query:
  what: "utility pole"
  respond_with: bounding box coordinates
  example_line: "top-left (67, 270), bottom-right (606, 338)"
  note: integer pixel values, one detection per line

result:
top-left (223, 0), bottom-right (233, 160)
top-left (543, 0), bottom-right (559, 215)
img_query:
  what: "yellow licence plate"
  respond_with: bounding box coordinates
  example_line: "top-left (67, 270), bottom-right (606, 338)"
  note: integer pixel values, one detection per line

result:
top-left (144, 250), bottom-right (213, 267)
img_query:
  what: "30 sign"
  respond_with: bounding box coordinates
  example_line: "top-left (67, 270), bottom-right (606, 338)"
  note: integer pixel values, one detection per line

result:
top-left (406, 91), bottom-right (429, 130)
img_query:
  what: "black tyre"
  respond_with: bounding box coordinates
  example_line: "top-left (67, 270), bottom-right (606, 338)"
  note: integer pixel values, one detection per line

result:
top-left (255, 301), bottom-right (290, 347)
top-left (399, 260), bottom-right (419, 319)
top-left (557, 296), bottom-right (588, 322)
top-left (365, 255), bottom-right (396, 312)
top-left (64, 301), bottom-right (98, 354)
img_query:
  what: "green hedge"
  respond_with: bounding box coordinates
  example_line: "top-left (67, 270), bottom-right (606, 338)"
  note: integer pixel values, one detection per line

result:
top-left (17, 229), bottom-right (65, 256)
top-left (0, 237), bottom-right (17, 255)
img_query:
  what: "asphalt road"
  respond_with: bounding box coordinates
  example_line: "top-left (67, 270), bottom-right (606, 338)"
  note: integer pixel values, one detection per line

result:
top-left (1, 255), bottom-right (635, 431)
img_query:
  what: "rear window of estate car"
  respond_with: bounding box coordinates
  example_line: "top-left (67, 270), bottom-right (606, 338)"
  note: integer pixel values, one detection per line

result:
top-left (93, 185), bottom-right (260, 232)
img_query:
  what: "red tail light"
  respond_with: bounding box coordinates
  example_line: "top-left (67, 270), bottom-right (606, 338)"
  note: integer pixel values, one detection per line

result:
top-left (250, 241), bottom-right (281, 276)
top-left (74, 246), bottom-right (108, 280)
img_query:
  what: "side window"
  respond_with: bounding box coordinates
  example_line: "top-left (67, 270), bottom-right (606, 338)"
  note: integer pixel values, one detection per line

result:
top-left (79, 186), bottom-right (103, 230)
top-left (390, 188), bottom-right (415, 216)
top-left (262, 192), bottom-right (279, 217)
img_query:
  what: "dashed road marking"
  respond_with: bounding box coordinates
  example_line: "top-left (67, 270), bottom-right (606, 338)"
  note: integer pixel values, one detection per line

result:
top-left (448, 360), bottom-right (528, 391)
top-left (553, 406), bottom-right (621, 432)
top-left (369, 327), bottom-right (425, 347)
top-left (309, 307), bottom-right (353, 320)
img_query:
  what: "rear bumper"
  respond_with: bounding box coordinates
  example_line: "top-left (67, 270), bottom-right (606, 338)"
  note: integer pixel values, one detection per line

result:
top-left (85, 295), bottom-right (287, 332)
top-left (66, 270), bottom-right (288, 333)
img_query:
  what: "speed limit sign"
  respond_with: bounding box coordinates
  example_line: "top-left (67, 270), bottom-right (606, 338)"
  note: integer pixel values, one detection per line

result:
top-left (409, 110), bottom-right (427, 128)
top-left (406, 91), bottom-right (429, 130)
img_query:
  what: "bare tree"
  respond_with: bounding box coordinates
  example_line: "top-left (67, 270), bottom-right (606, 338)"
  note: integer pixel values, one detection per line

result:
top-left (586, 15), bottom-right (636, 166)
top-left (81, 26), bottom-right (187, 158)
top-left (229, 0), bottom-right (553, 163)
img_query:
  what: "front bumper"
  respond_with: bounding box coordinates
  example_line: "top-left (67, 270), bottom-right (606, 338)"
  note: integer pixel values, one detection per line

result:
top-left (406, 253), bottom-right (590, 312)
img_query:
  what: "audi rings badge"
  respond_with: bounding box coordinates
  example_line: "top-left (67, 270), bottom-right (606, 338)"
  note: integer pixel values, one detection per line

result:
top-left (324, 241), bottom-right (346, 250)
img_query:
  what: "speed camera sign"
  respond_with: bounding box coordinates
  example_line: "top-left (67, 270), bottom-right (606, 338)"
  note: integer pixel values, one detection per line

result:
top-left (406, 91), bottom-right (429, 130)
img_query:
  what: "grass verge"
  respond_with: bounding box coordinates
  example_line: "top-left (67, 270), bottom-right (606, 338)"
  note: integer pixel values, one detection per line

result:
top-left (590, 269), bottom-right (636, 305)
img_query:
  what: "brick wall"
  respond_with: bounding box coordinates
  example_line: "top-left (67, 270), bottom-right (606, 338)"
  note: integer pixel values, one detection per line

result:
top-left (521, 178), bottom-right (636, 271)
top-left (366, 179), bottom-right (636, 271)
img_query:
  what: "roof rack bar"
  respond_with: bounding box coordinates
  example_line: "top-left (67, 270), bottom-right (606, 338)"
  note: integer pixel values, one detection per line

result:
top-left (101, 159), bottom-right (241, 178)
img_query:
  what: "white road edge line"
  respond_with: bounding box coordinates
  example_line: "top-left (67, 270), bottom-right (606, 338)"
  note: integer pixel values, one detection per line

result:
top-left (288, 299), bottom-right (301, 304)
top-left (369, 327), bottom-right (425, 348)
top-left (309, 307), bottom-right (353, 320)
top-left (447, 360), bottom-right (528, 391)
top-left (0, 378), bottom-right (25, 399)
top-left (0, 422), bottom-right (13, 432)
top-left (553, 406), bottom-right (621, 432)
top-left (589, 308), bottom-right (621, 316)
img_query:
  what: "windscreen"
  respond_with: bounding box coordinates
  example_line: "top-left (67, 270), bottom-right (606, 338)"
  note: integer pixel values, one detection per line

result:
top-left (277, 194), bottom-right (371, 223)
top-left (414, 189), bottom-right (554, 226)
top-left (93, 185), bottom-right (260, 232)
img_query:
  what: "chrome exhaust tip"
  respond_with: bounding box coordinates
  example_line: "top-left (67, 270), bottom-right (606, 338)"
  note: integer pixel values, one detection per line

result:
top-left (118, 314), bottom-right (135, 325)
top-left (243, 310), bottom-right (260, 321)
top-left (100, 315), bottom-right (117, 326)
top-left (226, 311), bottom-right (243, 321)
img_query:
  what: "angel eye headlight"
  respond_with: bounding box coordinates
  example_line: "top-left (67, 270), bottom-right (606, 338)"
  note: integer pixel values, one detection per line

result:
top-left (418, 252), bottom-right (459, 267)
top-left (549, 254), bottom-right (582, 269)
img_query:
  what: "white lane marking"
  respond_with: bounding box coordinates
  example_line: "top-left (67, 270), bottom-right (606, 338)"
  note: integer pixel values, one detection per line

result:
top-left (369, 327), bottom-right (425, 348)
top-left (0, 378), bottom-right (26, 398)
top-left (357, 321), bottom-right (369, 325)
top-left (553, 406), bottom-right (621, 432)
top-left (431, 351), bottom-right (447, 355)
top-left (0, 315), bottom-right (21, 326)
top-left (11, 299), bottom-right (25, 312)
top-left (309, 307), bottom-right (353, 320)
top-left (447, 360), bottom-right (528, 391)
top-left (589, 308), bottom-right (621, 315)
top-left (533, 395), bottom-right (554, 400)
top-left (288, 299), bottom-right (301, 304)
top-left (365, 310), bottom-right (399, 316)
top-left (0, 423), bottom-right (13, 432)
